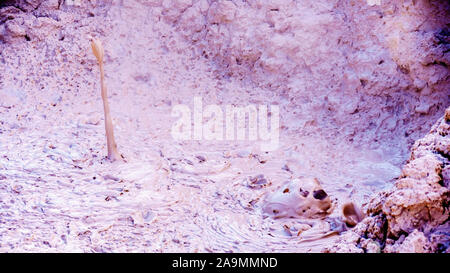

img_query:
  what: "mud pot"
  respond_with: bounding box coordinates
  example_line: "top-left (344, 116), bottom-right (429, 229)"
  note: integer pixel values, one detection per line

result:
top-left (0, 1), bottom-right (448, 252)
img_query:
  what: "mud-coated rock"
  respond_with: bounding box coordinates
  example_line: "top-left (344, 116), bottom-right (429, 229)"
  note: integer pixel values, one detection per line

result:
top-left (262, 177), bottom-right (334, 219)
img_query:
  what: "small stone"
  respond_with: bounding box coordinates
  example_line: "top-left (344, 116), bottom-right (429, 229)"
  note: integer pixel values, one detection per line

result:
top-left (247, 174), bottom-right (271, 189)
top-left (196, 155), bottom-right (206, 163)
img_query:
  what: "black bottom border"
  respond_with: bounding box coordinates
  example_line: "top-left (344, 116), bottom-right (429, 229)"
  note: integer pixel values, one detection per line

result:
top-left (0, 253), bottom-right (444, 272)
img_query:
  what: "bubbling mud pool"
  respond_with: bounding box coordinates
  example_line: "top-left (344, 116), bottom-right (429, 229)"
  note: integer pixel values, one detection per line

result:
top-left (1, 0), bottom-right (440, 252)
top-left (0, 98), bottom-right (404, 252)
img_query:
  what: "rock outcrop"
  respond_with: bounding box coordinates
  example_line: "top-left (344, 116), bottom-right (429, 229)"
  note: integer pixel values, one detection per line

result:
top-left (328, 107), bottom-right (450, 253)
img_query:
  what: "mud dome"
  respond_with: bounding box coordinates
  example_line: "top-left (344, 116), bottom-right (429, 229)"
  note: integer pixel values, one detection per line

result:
top-left (0, 0), bottom-right (448, 252)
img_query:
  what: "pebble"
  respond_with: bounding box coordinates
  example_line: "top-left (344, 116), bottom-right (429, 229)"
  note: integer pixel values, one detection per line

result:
top-left (247, 174), bottom-right (271, 189)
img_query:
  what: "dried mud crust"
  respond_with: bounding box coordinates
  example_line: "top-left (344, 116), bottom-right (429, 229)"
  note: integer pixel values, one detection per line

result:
top-left (328, 107), bottom-right (450, 253)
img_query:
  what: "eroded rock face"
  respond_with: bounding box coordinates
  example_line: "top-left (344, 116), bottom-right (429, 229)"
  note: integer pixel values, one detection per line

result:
top-left (159, 0), bottom-right (450, 151)
top-left (262, 177), bottom-right (334, 219)
top-left (328, 107), bottom-right (450, 253)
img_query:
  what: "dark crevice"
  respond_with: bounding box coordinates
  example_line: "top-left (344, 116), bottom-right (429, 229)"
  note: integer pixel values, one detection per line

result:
top-left (425, 61), bottom-right (448, 68)
top-left (0, 0), bottom-right (18, 9)
top-left (0, 0), bottom-right (43, 14)
top-left (435, 150), bottom-right (450, 161)
top-left (379, 215), bottom-right (389, 251)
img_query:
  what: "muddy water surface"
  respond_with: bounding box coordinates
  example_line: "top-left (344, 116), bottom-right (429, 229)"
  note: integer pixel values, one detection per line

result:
top-left (0, 2), bottom-right (406, 252)
top-left (0, 91), bottom-right (403, 252)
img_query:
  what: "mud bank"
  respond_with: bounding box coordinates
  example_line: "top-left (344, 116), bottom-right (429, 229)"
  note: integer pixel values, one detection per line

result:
top-left (0, 0), bottom-right (448, 252)
top-left (163, 0), bottom-right (449, 149)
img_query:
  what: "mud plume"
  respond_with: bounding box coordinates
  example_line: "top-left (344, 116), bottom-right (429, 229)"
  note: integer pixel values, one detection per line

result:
top-left (91, 38), bottom-right (122, 162)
